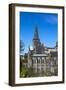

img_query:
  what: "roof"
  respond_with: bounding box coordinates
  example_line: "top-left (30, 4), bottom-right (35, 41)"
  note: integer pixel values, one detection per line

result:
top-left (32, 54), bottom-right (48, 57)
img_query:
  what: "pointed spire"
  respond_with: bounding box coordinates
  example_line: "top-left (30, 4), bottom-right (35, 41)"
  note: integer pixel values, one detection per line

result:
top-left (33, 25), bottom-right (39, 40)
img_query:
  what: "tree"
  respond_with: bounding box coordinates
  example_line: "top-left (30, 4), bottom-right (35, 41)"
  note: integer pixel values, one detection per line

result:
top-left (20, 40), bottom-right (25, 73)
top-left (20, 40), bottom-right (24, 53)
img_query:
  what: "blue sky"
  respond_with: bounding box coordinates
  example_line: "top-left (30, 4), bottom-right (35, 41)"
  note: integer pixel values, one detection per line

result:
top-left (20, 12), bottom-right (58, 53)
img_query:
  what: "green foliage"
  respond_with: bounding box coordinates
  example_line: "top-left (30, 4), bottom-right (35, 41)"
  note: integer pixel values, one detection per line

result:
top-left (20, 67), bottom-right (29, 77)
top-left (20, 67), bottom-right (33, 77)
top-left (20, 67), bottom-right (58, 77)
top-left (20, 55), bottom-right (28, 63)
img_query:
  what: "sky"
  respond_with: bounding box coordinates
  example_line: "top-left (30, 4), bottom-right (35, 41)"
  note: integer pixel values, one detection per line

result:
top-left (20, 12), bottom-right (58, 53)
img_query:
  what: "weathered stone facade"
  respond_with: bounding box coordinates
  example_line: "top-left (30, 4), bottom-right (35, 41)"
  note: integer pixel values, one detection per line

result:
top-left (28, 26), bottom-right (58, 75)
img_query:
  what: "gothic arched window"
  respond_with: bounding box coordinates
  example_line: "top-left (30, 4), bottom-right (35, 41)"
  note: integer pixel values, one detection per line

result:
top-left (38, 58), bottom-right (40, 63)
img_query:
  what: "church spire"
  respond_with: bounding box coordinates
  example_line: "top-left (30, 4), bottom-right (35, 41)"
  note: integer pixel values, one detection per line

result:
top-left (33, 25), bottom-right (39, 40)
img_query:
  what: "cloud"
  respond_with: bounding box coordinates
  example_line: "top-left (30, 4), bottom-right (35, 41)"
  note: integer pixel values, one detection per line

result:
top-left (45, 14), bottom-right (58, 25)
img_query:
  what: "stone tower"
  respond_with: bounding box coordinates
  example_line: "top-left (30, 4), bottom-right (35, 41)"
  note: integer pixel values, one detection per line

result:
top-left (32, 26), bottom-right (44, 54)
top-left (33, 26), bottom-right (39, 40)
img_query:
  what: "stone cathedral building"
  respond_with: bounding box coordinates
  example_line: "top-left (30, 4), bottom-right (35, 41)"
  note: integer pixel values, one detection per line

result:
top-left (27, 26), bottom-right (58, 75)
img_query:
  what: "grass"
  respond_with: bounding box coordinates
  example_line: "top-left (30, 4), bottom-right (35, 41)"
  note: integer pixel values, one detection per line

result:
top-left (20, 67), bottom-right (57, 77)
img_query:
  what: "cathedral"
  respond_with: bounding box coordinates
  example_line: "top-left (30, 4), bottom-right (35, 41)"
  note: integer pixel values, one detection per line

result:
top-left (27, 26), bottom-right (58, 75)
